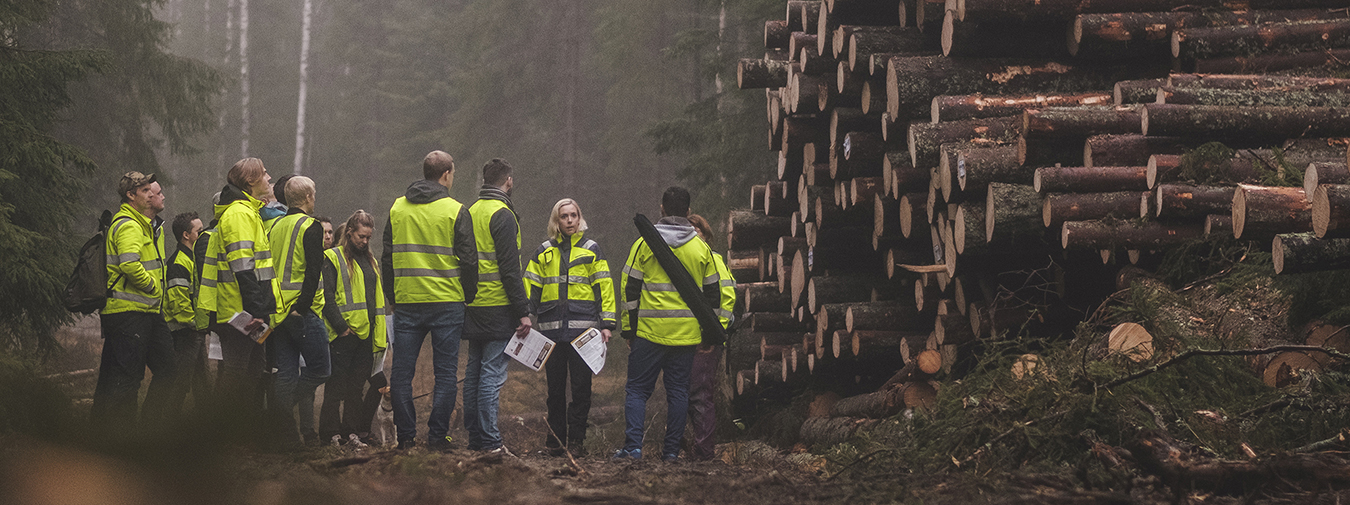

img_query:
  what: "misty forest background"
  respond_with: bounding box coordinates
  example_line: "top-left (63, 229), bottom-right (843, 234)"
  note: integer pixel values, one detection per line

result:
top-left (2, 0), bottom-right (780, 359)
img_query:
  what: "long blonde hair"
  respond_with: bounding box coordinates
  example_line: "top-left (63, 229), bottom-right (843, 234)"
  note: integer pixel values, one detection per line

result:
top-left (546, 198), bottom-right (588, 240)
top-left (227, 158), bottom-right (266, 195)
top-left (339, 210), bottom-right (377, 277)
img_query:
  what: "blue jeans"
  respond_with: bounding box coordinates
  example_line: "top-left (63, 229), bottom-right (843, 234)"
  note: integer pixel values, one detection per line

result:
top-left (391, 302), bottom-right (464, 444)
top-left (463, 338), bottom-right (510, 450)
top-left (623, 337), bottom-right (696, 456)
top-left (274, 311), bottom-right (331, 443)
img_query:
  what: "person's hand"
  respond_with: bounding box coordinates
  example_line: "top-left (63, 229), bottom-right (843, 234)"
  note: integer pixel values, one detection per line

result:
top-left (245, 318), bottom-right (266, 333)
top-left (600, 329), bottom-right (612, 343)
top-left (515, 316), bottom-right (532, 338)
top-left (341, 328), bottom-right (355, 337)
top-left (697, 343), bottom-right (714, 353)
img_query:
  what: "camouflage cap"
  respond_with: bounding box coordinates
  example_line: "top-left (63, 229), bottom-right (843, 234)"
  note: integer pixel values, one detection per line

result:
top-left (118, 171), bottom-right (157, 196)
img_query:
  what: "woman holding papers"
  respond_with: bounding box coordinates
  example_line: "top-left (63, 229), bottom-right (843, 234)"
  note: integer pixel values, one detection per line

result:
top-left (524, 198), bottom-right (617, 457)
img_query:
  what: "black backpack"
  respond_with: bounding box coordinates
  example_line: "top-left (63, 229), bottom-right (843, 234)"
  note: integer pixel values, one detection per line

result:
top-left (64, 211), bottom-right (128, 314)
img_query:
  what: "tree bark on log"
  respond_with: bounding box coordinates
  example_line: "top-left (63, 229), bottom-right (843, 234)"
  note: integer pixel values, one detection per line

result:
top-left (1170, 73), bottom-right (1350, 91)
top-left (756, 359), bottom-right (785, 384)
top-left (1043, 191), bottom-right (1144, 229)
top-left (1141, 104), bottom-right (1350, 142)
top-left (815, 302), bottom-right (852, 355)
top-left (751, 185), bottom-right (766, 212)
top-left (955, 0), bottom-right (1350, 22)
top-left (729, 249), bottom-right (761, 283)
top-left (1034, 166), bottom-right (1148, 194)
top-left (888, 151), bottom-right (930, 195)
top-left (1172, 20), bottom-right (1350, 60)
top-left (985, 183), bottom-right (1043, 245)
top-left (783, 113), bottom-right (828, 146)
top-left (886, 55), bottom-right (1142, 121)
top-left (829, 388), bottom-right (904, 418)
top-left (1154, 184), bottom-right (1234, 220)
top-left (1307, 162), bottom-right (1350, 199)
top-left (745, 281), bottom-right (792, 312)
top-left (886, 246), bottom-right (933, 279)
top-left (1114, 78), bottom-right (1166, 105)
top-left (940, 10), bottom-right (1068, 58)
top-left (1157, 86), bottom-right (1350, 108)
top-left (848, 27), bottom-right (940, 72)
top-left (751, 313), bottom-right (811, 334)
top-left (935, 313), bottom-right (975, 346)
top-left (953, 202), bottom-right (987, 254)
top-left (766, 19), bottom-right (791, 49)
top-left (729, 210), bottom-right (792, 250)
top-left (765, 181), bottom-right (796, 217)
top-left (1145, 154), bottom-right (1266, 189)
top-left (1273, 232), bottom-right (1350, 274)
top-left (1084, 134), bottom-right (1195, 169)
top-left (1205, 214), bottom-right (1233, 237)
top-left (851, 330), bottom-right (919, 358)
top-left (908, 116), bottom-right (1019, 167)
top-left (1061, 220), bottom-right (1203, 249)
top-left (1232, 184), bottom-right (1312, 240)
top-left (846, 301), bottom-right (934, 333)
top-left (1313, 184), bottom-right (1350, 238)
top-left (1023, 106), bottom-right (1141, 139)
top-left (739, 58), bottom-right (790, 89)
top-left (831, 108), bottom-right (880, 147)
top-left (931, 92), bottom-right (1112, 123)
top-left (844, 131), bottom-right (901, 166)
top-left (952, 144), bottom-right (1029, 199)
top-left (799, 416), bottom-right (880, 447)
top-left (873, 194), bottom-right (901, 240)
top-left (1069, 9), bottom-right (1344, 59)
top-left (809, 275), bottom-right (877, 314)
top-left (1018, 136), bottom-right (1086, 167)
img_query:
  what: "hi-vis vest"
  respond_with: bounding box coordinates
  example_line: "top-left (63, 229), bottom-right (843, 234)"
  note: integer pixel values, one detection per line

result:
top-left (165, 246), bottom-right (196, 329)
top-left (203, 193), bottom-right (276, 323)
top-left (323, 247), bottom-right (388, 351)
top-left (525, 232), bottom-right (616, 334)
top-left (711, 252), bottom-right (736, 330)
top-left (621, 234), bottom-right (727, 347)
top-left (388, 196), bottom-right (465, 303)
top-left (467, 199), bottom-right (520, 308)
top-left (268, 213), bottom-right (325, 326)
top-left (104, 203), bottom-right (165, 315)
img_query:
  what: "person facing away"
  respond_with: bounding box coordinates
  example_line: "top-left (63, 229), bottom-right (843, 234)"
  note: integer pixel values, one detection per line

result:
top-left (319, 210), bottom-right (388, 447)
top-left (92, 172), bottom-right (177, 434)
top-left (199, 157), bottom-right (277, 425)
top-left (267, 175), bottom-right (338, 447)
top-left (684, 214), bottom-right (737, 461)
top-left (462, 158), bottom-right (533, 454)
top-left (614, 186), bottom-right (732, 462)
top-left (381, 150), bottom-right (479, 451)
top-left (165, 211), bottom-right (211, 416)
top-left (524, 197), bottom-right (616, 457)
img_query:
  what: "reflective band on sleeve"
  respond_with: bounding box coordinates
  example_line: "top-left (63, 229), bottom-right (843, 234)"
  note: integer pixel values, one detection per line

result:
top-left (255, 250), bottom-right (273, 260)
top-left (204, 256), bottom-right (218, 265)
top-left (391, 243), bottom-right (455, 255)
top-left (600, 311), bottom-right (617, 320)
top-left (111, 291), bottom-right (161, 307)
top-left (477, 251), bottom-right (496, 261)
top-left (107, 253), bottom-right (140, 264)
top-left (255, 267), bottom-right (276, 281)
top-left (591, 271), bottom-right (611, 280)
top-left (639, 309), bottom-right (696, 318)
top-left (642, 282), bottom-right (678, 292)
top-left (523, 271), bottom-right (542, 282)
top-left (720, 279), bottom-right (736, 287)
top-left (623, 300), bottom-right (640, 310)
top-left (225, 240), bottom-right (255, 253)
top-left (703, 272), bottom-right (720, 285)
top-left (715, 308), bottom-right (733, 318)
top-left (228, 257), bottom-right (255, 272)
top-left (200, 277), bottom-right (218, 287)
top-left (622, 264), bottom-right (642, 280)
top-left (394, 268), bottom-right (460, 278)
top-left (168, 278), bottom-right (191, 288)
top-left (142, 259), bottom-right (163, 270)
top-left (217, 270), bottom-right (237, 283)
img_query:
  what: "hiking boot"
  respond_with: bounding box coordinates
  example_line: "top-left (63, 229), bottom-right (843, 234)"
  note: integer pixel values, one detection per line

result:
top-left (612, 448), bottom-right (642, 460)
top-left (567, 442), bottom-right (588, 458)
top-left (662, 452), bottom-right (679, 463)
top-left (545, 446), bottom-right (567, 457)
top-left (396, 439), bottom-right (416, 450)
top-left (426, 435), bottom-right (454, 452)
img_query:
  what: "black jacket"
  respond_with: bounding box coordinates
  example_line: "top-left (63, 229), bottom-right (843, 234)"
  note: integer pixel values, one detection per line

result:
top-left (464, 185), bottom-right (532, 340)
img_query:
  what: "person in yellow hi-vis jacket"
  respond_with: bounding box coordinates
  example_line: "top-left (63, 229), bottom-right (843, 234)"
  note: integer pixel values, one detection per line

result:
top-left (92, 172), bottom-right (176, 434)
top-left (165, 211), bottom-right (208, 415)
top-left (524, 198), bottom-right (616, 457)
top-left (204, 158), bottom-right (277, 420)
top-left (614, 187), bottom-right (733, 462)
top-left (319, 210), bottom-right (388, 447)
top-left (685, 214), bottom-right (736, 461)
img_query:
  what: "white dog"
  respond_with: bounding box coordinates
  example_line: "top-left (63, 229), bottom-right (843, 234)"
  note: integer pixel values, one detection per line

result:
top-left (376, 386), bottom-right (396, 447)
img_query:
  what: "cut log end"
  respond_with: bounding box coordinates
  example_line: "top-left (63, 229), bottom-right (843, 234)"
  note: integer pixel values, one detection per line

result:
top-left (1108, 322), bottom-right (1153, 362)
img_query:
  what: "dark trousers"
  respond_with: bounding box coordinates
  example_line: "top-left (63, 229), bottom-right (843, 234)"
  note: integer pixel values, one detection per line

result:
top-left (92, 312), bottom-right (178, 434)
top-left (688, 345), bottom-right (722, 460)
top-left (622, 337), bottom-right (695, 456)
top-left (319, 332), bottom-right (374, 440)
top-left (355, 371), bottom-right (387, 436)
top-left (168, 328), bottom-right (211, 415)
top-left (213, 322), bottom-right (267, 430)
top-left (545, 342), bottom-right (593, 449)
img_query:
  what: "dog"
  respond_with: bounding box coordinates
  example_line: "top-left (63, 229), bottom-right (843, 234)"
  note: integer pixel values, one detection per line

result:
top-left (376, 386), bottom-right (395, 447)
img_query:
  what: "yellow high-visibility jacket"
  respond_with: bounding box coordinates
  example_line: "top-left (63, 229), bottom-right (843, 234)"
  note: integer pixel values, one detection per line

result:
top-left (104, 203), bottom-right (165, 315)
top-left (620, 217), bottom-right (732, 346)
top-left (525, 231), bottom-right (616, 340)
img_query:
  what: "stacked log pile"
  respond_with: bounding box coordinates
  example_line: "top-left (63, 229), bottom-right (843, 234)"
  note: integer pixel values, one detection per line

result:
top-left (735, 0), bottom-right (1350, 446)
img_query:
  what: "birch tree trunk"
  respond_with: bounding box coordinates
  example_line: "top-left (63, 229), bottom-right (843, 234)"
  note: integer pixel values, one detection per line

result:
top-left (239, 0), bottom-right (250, 157)
top-left (293, 0), bottom-right (314, 174)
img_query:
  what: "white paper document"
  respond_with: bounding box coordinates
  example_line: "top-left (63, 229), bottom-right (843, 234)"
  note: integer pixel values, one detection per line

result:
top-left (225, 311), bottom-right (271, 343)
top-left (504, 328), bottom-right (555, 371)
top-left (571, 327), bottom-right (606, 375)
top-left (371, 349), bottom-right (386, 376)
top-left (207, 332), bottom-right (222, 361)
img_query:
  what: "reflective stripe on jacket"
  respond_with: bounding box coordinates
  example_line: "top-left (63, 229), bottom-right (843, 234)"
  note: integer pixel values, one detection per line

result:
top-left (193, 226), bottom-right (218, 330)
top-left (388, 195), bottom-right (466, 303)
top-left (466, 198), bottom-right (519, 307)
top-left (208, 190), bottom-right (276, 323)
top-left (323, 247), bottom-right (388, 350)
top-left (524, 231), bottom-right (616, 340)
top-left (711, 252), bottom-right (736, 329)
top-left (620, 218), bottom-right (725, 347)
top-left (104, 203), bottom-right (165, 315)
top-left (165, 246), bottom-right (195, 329)
top-left (268, 213), bottom-right (324, 326)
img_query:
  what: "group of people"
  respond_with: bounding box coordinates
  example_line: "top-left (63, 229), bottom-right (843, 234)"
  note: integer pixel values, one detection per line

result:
top-left (90, 150), bottom-right (736, 461)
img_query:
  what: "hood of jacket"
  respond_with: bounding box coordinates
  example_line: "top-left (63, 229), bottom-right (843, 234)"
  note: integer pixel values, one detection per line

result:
top-left (655, 216), bottom-right (697, 248)
top-left (216, 184), bottom-right (262, 215)
top-left (405, 179), bottom-right (450, 204)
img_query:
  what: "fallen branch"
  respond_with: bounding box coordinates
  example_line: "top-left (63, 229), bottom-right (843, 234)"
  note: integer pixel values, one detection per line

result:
top-left (1101, 345), bottom-right (1350, 391)
top-left (826, 449), bottom-right (897, 481)
top-left (1295, 429), bottom-right (1350, 453)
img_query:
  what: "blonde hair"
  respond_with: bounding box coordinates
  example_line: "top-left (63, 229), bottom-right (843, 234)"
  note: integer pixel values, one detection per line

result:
top-left (284, 175), bottom-right (316, 208)
top-left (546, 198), bottom-right (588, 240)
top-left (227, 158), bottom-right (266, 194)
